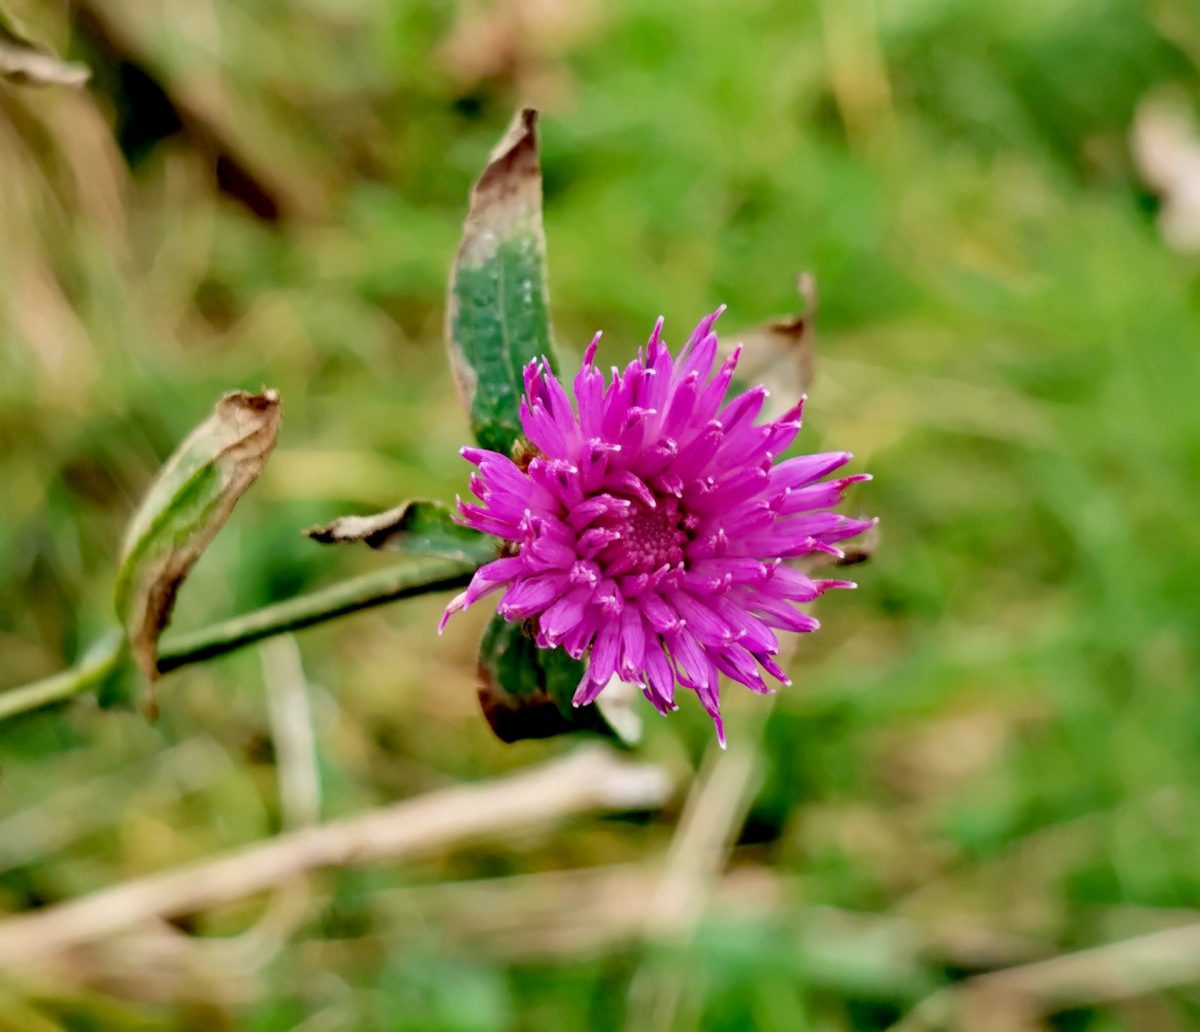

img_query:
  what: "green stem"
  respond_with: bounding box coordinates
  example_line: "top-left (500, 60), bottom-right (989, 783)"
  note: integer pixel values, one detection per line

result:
top-left (0, 558), bottom-right (474, 722)
top-left (157, 558), bottom-right (473, 672)
top-left (0, 630), bottom-right (126, 722)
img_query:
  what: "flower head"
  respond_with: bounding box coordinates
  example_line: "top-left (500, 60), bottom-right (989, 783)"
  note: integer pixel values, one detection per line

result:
top-left (441, 309), bottom-right (873, 744)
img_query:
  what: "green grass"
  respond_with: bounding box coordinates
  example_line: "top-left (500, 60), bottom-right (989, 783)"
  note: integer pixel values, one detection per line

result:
top-left (2, 0), bottom-right (1200, 1027)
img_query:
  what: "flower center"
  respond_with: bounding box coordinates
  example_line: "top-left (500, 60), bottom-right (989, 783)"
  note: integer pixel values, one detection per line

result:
top-left (614, 498), bottom-right (688, 574)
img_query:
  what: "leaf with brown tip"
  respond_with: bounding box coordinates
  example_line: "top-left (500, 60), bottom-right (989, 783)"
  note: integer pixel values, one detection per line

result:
top-left (305, 500), bottom-right (497, 568)
top-left (446, 107), bottom-right (557, 456)
top-left (115, 390), bottom-right (281, 685)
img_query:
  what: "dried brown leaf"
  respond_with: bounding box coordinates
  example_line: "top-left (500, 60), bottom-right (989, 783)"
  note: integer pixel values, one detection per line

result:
top-left (729, 273), bottom-right (818, 418)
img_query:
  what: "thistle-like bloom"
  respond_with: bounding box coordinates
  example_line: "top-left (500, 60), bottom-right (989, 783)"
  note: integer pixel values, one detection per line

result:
top-left (441, 309), bottom-right (873, 743)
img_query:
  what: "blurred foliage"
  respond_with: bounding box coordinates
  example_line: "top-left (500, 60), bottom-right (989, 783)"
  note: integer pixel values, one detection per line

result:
top-left (2, 0), bottom-right (1200, 1028)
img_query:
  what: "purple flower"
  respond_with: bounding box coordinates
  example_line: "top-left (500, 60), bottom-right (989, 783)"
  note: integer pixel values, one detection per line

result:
top-left (441, 309), bottom-right (873, 744)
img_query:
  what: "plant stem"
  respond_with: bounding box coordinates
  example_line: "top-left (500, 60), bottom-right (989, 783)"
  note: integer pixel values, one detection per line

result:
top-left (156, 558), bottom-right (473, 672)
top-left (0, 558), bottom-right (475, 723)
top-left (0, 631), bottom-right (126, 722)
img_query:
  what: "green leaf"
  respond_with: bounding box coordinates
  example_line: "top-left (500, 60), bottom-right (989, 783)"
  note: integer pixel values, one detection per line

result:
top-left (115, 389), bottom-right (282, 684)
top-left (446, 108), bottom-right (557, 456)
top-left (447, 111), bottom-right (642, 746)
top-left (477, 616), bottom-right (638, 745)
top-left (305, 500), bottom-right (497, 567)
top-left (0, 5), bottom-right (89, 87)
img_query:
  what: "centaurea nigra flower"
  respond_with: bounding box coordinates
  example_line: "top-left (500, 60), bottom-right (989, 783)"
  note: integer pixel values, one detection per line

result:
top-left (441, 309), bottom-right (873, 743)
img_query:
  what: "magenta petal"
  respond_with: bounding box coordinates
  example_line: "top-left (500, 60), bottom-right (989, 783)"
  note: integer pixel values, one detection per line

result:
top-left (573, 669), bottom-right (607, 707)
top-left (770, 452), bottom-right (853, 491)
top-left (497, 573), bottom-right (567, 619)
top-left (589, 621), bottom-right (620, 685)
top-left (643, 640), bottom-right (677, 711)
top-left (618, 608), bottom-right (647, 680)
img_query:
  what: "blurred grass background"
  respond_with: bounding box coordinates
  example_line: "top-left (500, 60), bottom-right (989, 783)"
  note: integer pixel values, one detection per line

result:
top-left (3, 0), bottom-right (1200, 1028)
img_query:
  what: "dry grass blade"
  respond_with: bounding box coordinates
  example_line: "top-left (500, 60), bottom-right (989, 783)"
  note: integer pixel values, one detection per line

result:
top-left (889, 921), bottom-right (1200, 1031)
top-left (261, 637), bottom-right (321, 831)
top-left (0, 7), bottom-right (89, 86)
top-left (185, 637), bottom-right (322, 976)
top-left (624, 698), bottom-right (775, 1032)
top-left (1132, 92), bottom-right (1200, 255)
top-left (0, 746), bottom-right (671, 970)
